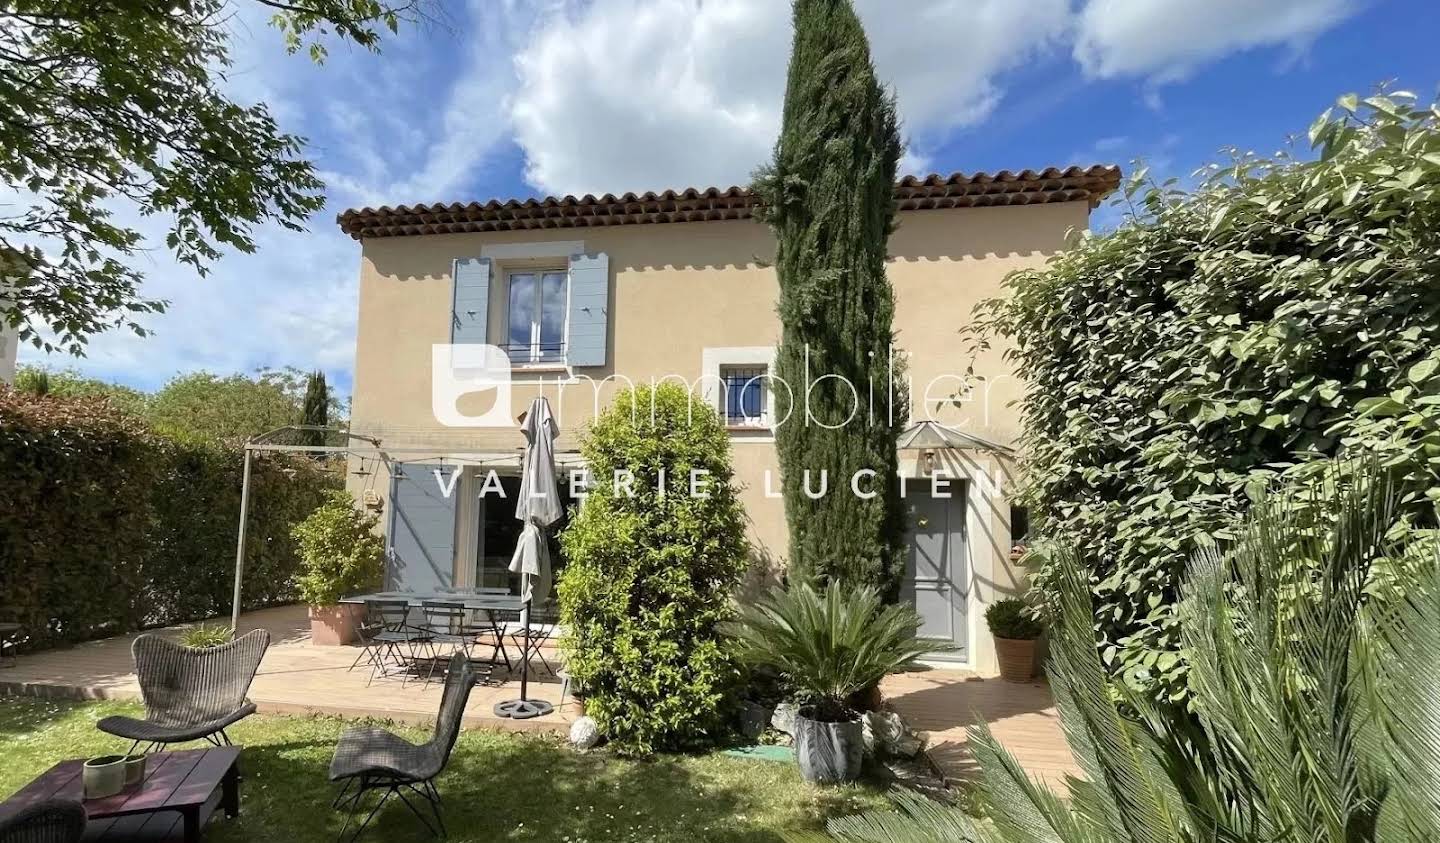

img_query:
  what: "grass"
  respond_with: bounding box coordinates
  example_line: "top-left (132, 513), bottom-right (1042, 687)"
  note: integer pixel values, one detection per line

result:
top-left (0, 697), bottom-right (890, 842)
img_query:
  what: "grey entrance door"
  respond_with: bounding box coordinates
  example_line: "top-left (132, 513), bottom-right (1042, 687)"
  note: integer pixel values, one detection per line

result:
top-left (901, 485), bottom-right (968, 659)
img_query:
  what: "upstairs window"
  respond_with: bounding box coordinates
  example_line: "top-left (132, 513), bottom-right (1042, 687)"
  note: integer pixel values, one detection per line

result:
top-left (506, 270), bottom-right (567, 364)
top-left (720, 365), bottom-right (768, 427)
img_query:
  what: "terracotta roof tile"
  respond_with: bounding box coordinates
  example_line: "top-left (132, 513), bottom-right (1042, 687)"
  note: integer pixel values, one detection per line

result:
top-left (336, 165), bottom-right (1121, 240)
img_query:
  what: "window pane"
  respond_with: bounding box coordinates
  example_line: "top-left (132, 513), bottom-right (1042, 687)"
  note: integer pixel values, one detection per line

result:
top-left (507, 273), bottom-right (535, 351)
top-left (539, 272), bottom-right (566, 358)
top-left (721, 366), bottom-right (767, 423)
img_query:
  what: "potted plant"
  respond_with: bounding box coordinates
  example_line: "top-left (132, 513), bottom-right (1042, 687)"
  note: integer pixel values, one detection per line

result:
top-left (986, 597), bottom-right (1042, 682)
top-left (726, 581), bottom-right (929, 784)
top-left (292, 490), bottom-right (384, 646)
top-left (179, 624), bottom-right (233, 649)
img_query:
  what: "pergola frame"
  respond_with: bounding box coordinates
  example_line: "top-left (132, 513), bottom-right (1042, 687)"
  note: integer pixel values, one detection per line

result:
top-left (229, 425), bottom-right (388, 632)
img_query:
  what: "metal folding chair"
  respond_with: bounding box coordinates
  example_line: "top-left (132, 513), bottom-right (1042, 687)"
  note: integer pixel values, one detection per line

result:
top-left (365, 599), bottom-right (430, 687)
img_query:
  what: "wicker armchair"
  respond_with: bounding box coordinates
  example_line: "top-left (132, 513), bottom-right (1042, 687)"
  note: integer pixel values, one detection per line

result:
top-left (0, 800), bottom-right (86, 843)
top-left (97, 629), bottom-right (270, 753)
top-left (330, 653), bottom-right (475, 841)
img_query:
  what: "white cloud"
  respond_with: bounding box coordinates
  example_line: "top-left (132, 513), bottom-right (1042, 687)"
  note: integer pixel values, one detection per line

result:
top-left (509, 0), bottom-right (1068, 197)
top-left (1073, 0), bottom-right (1360, 82)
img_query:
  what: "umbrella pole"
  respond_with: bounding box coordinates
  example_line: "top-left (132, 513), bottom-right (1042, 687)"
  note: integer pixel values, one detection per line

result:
top-left (494, 598), bottom-right (554, 720)
top-left (519, 602), bottom-right (531, 699)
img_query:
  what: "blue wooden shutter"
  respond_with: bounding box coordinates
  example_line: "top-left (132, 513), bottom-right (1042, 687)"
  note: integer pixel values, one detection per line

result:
top-left (386, 463), bottom-right (459, 592)
top-left (567, 252), bottom-right (609, 367)
top-left (452, 257), bottom-right (491, 344)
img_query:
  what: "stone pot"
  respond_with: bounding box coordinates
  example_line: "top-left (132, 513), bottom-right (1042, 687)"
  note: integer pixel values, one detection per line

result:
top-left (83, 755), bottom-right (127, 800)
top-left (995, 636), bottom-right (1038, 682)
top-left (794, 706), bottom-right (864, 784)
top-left (309, 603), bottom-right (365, 646)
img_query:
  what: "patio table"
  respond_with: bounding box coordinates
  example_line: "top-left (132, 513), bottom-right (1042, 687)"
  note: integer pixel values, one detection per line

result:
top-left (0, 747), bottom-right (239, 842)
top-left (340, 591), bottom-right (525, 612)
top-left (341, 591), bottom-right (527, 677)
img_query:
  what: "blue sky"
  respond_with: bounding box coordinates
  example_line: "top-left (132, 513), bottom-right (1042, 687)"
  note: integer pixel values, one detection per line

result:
top-left (27, 0), bottom-right (1440, 399)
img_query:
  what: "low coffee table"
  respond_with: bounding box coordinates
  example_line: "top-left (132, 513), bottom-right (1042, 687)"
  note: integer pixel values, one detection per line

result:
top-left (0, 747), bottom-right (239, 842)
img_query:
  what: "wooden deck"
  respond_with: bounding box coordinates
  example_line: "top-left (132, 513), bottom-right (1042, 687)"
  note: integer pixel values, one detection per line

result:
top-left (0, 605), bottom-right (576, 734)
top-left (882, 667), bottom-right (1081, 791)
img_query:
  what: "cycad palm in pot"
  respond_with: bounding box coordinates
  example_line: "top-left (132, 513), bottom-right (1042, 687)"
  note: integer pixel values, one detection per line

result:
top-left (727, 582), bottom-right (929, 783)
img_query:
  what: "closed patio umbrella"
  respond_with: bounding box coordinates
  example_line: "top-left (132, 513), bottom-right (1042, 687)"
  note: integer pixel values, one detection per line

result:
top-left (495, 397), bottom-right (562, 720)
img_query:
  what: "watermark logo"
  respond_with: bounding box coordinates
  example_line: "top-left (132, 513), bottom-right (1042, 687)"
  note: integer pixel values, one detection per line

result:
top-left (431, 343), bottom-right (513, 427)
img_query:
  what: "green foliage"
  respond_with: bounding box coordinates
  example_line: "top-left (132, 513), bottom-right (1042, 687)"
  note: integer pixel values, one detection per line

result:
top-left (299, 370), bottom-right (330, 448)
top-left (180, 624), bottom-right (234, 649)
top-left (147, 370), bottom-right (303, 444)
top-left (754, 0), bottom-right (909, 597)
top-left (0, 388), bottom-right (335, 649)
top-left (559, 383), bottom-right (750, 754)
top-left (292, 490), bottom-right (384, 607)
top-left (727, 582), bottom-right (928, 722)
top-left (13, 366), bottom-right (149, 417)
top-left (0, 1), bottom-right (422, 353)
top-left (12, 367), bottom-right (47, 396)
top-left (983, 598), bottom-right (1041, 641)
top-left (971, 91), bottom-right (1440, 698)
top-left (803, 462), bottom-right (1440, 842)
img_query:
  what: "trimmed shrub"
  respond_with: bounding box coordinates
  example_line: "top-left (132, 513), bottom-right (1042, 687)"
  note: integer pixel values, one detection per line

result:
top-left (559, 383), bottom-right (750, 754)
top-left (292, 490), bottom-right (384, 607)
top-left (984, 598), bottom-right (1041, 641)
top-left (0, 388), bottom-right (335, 649)
top-left (973, 93), bottom-right (1440, 697)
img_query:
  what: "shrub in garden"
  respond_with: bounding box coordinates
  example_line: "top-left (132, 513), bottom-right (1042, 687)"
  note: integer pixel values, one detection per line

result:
top-left (983, 598), bottom-right (1040, 641)
top-left (971, 92), bottom-right (1440, 697)
top-left (558, 383), bottom-right (749, 754)
top-left (292, 490), bottom-right (385, 607)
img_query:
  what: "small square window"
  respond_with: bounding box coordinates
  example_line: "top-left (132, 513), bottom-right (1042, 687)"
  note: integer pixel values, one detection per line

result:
top-left (720, 365), bottom-right (768, 427)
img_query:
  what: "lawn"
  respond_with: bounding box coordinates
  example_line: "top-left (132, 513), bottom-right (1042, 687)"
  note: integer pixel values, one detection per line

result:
top-left (0, 697), bottom-right (890, 842)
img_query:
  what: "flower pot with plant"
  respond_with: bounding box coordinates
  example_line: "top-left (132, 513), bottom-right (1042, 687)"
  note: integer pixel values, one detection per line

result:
top-left (726, 581), bottom-right (930, 784)
top-left (986, 597), bottom-right (1042, 682)
top-left (292, 490), bottom-right (384, 646)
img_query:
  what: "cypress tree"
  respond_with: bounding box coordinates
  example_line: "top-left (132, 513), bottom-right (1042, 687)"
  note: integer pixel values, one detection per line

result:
top-left (300, 370), bottom-right (328, 448)
top-left (754, 0), bottom-right (908, 598)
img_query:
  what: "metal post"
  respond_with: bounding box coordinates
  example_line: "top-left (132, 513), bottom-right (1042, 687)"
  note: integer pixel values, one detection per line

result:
top-left (230, 446), bottom-right (254, 634)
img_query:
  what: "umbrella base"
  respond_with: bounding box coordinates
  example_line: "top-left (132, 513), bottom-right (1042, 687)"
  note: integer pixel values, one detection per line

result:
top-left (494, 699), bottom-right (554, 720)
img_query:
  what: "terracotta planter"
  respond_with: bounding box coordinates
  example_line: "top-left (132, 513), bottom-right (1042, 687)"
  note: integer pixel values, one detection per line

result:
top-left (309, 603), bottom-right (364, 646)
top-left (995, 636), bottom-right (1038, 682)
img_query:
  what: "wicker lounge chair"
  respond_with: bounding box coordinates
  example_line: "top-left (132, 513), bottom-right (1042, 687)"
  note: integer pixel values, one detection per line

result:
top-left (97, 629), bottom-right (270, 753)
top-left (0, 800), bottom-right (86, 843)
top-left (329, 652), bottom-right (475, 841)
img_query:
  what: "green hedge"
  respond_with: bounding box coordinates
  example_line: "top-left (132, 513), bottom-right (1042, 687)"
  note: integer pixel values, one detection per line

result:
top-left (975, 93), bottom-right (1440, 699)
top-left (0, 388), bottom-right (335, 648)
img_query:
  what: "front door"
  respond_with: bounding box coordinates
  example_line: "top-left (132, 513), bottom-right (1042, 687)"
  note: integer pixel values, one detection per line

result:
top-left (901, 485), bottom-right (968, 660)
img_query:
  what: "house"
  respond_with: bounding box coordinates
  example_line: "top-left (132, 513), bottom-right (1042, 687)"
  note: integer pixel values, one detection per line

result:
top-left (337, 164), bottom-right (1120, 674)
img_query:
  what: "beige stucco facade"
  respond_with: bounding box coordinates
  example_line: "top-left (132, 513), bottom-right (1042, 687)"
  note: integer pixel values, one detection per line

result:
top-left (345, 200), bottom-right (1089, 674)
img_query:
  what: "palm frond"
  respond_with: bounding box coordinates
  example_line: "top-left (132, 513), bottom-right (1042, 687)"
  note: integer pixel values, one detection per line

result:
top-left (807, 790), bottom-right (982, 843)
